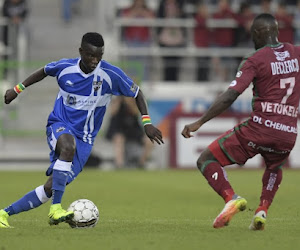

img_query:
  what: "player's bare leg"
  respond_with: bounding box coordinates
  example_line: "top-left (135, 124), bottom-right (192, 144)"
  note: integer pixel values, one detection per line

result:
top-left (197, 148), bottom-right (247, 228)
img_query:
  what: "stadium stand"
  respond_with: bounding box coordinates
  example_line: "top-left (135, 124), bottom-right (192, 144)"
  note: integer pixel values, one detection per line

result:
top-left (1, 0), bottom-right (300, 169)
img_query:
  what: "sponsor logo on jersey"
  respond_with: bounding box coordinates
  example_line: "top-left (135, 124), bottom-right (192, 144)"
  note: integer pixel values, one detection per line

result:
top-left (274, 51), bottom-right (290, 61)
top-left (261, 101), bottom-right (298, 117)
top-left (236, 71), bottom-right (242, 77)
top-left (56, 126), bottom-right (66, 133)
top-left (93, 81), bottom-right (102, 92)
top-left (248, 141), bottom-right (291, 154)
top-left (130, 83), bottom-right (138, 93)
top-left (67, 94), bottom-right (77, 105)
top-left (252, 115), bottom-right (297, 134)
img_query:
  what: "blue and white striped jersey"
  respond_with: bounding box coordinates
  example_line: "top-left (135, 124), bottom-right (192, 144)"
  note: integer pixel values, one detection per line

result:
top-left (45, 58), bottom-right (139, 145)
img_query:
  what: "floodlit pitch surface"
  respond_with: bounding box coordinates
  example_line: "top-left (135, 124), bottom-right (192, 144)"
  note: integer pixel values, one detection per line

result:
top-left (0, 169), bottom-right (299, 250)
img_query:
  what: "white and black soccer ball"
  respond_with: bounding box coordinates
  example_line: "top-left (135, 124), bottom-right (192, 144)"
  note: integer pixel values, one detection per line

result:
top-left (67, 199), bottom-right (99, 228)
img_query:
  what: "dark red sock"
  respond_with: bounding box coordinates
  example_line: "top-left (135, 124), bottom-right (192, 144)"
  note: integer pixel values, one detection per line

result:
top-left (255, 205), bottom-right (268, 215)
top-left (202, 161), bottom-right (235, 203)
top-left (258, 168), bottom-right (283, 213)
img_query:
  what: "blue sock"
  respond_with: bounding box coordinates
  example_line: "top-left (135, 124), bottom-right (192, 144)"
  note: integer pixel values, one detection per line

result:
top-left (5, 191), bottom-right (42, 216)
top-left (52, 169), bottom-right (69, 204)
top-left (52, 190), bottom-right (64, 204)
top-left (4, 185), bottom-right (51, 216)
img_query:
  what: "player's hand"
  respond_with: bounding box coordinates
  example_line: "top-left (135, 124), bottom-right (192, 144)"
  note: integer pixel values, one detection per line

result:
top-left (181, 121), bottom-right (201, 138)
top-left (4, 88), bottom-right (18, 104)
top-left (144, 124), bottom-right (164, 145)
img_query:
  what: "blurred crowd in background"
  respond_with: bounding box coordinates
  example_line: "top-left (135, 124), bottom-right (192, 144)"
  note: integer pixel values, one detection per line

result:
top-left (117, 0), bottom-right (300, 82)
top-left (2, 0), bottom-right (300, 83)
top-left (1, 0), bottom-right (300, 168)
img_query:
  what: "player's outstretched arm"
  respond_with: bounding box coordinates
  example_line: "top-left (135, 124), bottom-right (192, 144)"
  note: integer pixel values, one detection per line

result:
top-left (135, 90), bottom-right (164, 145)
top-left (181, 88), bottom-right (240, 138)
top-left (4, 67), bottom-right (47, 104)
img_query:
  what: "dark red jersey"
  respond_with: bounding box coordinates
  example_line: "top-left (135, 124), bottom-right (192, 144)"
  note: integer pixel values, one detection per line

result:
top-left (229, 43), bottom-right (300, 142)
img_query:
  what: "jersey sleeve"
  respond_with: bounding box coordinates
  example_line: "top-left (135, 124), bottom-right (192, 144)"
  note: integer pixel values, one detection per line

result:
top-left (229, 56), bottom-right (257, 93)
top-left (44, 59), bottom-right (67, 77)
top-left (110, 67), bottom-right (139, 98)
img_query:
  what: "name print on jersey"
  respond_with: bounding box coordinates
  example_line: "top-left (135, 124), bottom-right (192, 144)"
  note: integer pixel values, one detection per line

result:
top-left (270, 58), bottom-right (299, 75)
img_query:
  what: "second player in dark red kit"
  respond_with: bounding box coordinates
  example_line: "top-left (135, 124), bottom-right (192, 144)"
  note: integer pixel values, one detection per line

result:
top-left (182, 13), bottom-right (300, 230)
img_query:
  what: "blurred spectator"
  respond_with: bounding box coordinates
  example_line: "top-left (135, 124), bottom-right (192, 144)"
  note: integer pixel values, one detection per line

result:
top-left (260, 0), bottom-right (272, 14)
top-left (121, 0), bottom-right (154, 44)
top-left (247, 0), bottom-right (262, 4)
top-left (212, 0), bottom-right (235, 47)
top-left (194, 2), bottom-right (211, 81)
top-left (157, 0), bottom-right (186, 82)
top-left (234, 2), bottom-right (254, 48)
top-left (285, 0), bottom-right (298, 5)
top-left (61, 0), bottom-right (80, 23)
top-left (120, 0), bottom-right (155, 81)
top-left (2, 0), bottom-right (28, 47)
top-left (275, 2), bottom-right (294, 44)
top-left (294, 0), bottom-right (300, 44)
top-left (2, 0), bottom-right (28, 78)
top-left (211, 0), bottom-right (236, 81)
top-left (105, 96), bottom-right (154, 169)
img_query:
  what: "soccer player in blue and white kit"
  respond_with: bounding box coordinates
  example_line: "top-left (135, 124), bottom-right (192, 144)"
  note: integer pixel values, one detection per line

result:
top-left (0, 32), bottom-right (164, 228)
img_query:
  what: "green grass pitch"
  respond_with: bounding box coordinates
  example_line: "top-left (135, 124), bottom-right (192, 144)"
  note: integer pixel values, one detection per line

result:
top-left (0, 168), bottom-right (299, 250)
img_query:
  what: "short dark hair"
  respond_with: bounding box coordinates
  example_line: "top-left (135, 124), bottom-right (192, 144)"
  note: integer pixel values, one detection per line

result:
top-left (81, 32), bottom-right (104, 47)
top-left (254, 13), bottom-right (276, 24)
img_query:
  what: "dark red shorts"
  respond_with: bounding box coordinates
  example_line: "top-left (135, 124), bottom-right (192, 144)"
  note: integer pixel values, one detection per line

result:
top-left (208, 122), bottom-right (295, 169)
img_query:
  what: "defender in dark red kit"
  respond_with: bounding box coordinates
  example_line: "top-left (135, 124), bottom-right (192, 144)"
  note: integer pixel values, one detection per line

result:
top-left (182, 13), bottom-right (300, 230)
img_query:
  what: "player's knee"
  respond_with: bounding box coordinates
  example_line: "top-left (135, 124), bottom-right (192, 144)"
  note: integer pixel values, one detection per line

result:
top-left (196, 155), bottom-right (204, 171)
top-left (56, 134), bottom-right (76, 160)
top-left (59, 141), bottom-right (76, 160)
top-left (196, 149), bottom-right (214, 171)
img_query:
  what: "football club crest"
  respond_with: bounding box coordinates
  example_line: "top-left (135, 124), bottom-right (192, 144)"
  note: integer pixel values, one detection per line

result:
top-left (93, 81), bottom-right (102, 92)
top-left (274, 51), bottom-right (290, 61)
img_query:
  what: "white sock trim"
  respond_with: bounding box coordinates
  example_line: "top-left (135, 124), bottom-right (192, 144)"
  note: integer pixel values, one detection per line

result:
top-left (35, 185), bottom-right (50, 203)
top-left (53, 159), bottom-right (72, 172)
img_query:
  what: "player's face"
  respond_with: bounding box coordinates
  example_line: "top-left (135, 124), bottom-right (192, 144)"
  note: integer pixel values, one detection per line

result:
top-left (79, 43), bottom-right (103, 73)
top-left (251, 25), bottom-right (263, 50)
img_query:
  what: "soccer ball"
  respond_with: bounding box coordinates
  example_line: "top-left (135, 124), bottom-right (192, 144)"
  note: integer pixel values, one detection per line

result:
top-left (67, 199), bottom-right (99, 228)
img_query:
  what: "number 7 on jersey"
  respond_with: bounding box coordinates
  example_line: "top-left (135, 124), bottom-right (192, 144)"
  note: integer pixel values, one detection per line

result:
top-left (280, 77), bottom-right (295, 104)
